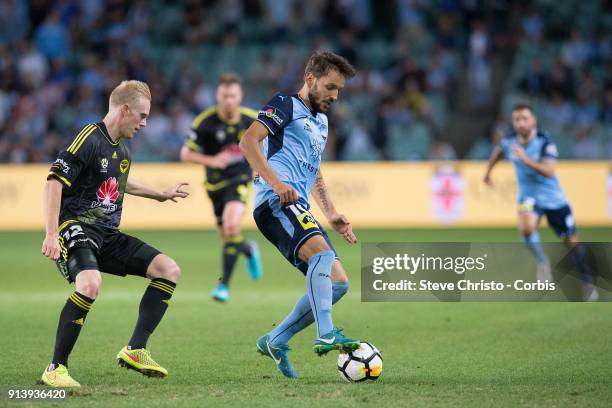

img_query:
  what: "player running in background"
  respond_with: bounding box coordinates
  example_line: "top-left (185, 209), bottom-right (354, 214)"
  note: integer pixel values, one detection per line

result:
top-left (180, 73), bottom-right (263, 303)
top-left (240, 51), bottom-right (360, 378)
top-left (41, 80), bottom-right (189, 387)
top-left (483, 103), bottom-right (598, 301)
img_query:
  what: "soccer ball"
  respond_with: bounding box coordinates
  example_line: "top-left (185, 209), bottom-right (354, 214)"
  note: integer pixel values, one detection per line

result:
top-left (337, 342), bottom-right (383, 382)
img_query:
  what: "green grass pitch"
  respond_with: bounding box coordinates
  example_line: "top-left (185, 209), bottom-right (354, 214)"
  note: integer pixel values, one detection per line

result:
top-left (1, 228), bottom-right (611, 407)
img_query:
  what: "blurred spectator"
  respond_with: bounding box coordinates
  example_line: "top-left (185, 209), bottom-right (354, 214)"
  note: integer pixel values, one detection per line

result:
top-left (428, 140), bottom-right (457, 161)
top-left (600, 86), bottom-right (612, 124)
top-left (573, 89), bottom-right (599, 130)
top-left (16, 39), bottom-right (48, 90)
top-left (371, 97), bottom-right (392, 160)
top-left (571, 127), bottom-right (601, 160)
top-left (520, 6), bottom-right (544, 41)
top-left (542, 92), bottom-right (573, 133)
top-left (34, 10), bottom-right (70, 61)
top-left (560, 29), bottom-right (590, 69)
top-left (467, 20), bottom-right (491, 110)
top-left (519, 59), bottom-right (548, 95)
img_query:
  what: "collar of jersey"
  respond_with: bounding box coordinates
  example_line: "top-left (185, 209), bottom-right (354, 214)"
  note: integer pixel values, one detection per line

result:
top-left (96, 122), bottom-right (120, 146)
top-left (294, 94), bottom-right (317, 116)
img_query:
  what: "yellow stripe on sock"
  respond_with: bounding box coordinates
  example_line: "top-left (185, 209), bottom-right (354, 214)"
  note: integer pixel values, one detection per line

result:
top-left (67, 124), bottom-right (94, 152)
top-left (73, 292), bottom-right (93, 307)
top-left (149, 281), bottom-right (175, 293)
top-left (149, 282), bottom-right (174, 295)
top-left (70, 293), bottom-right (91, 310)
top-left (151, 280), bottom-right (175, 292)
top-left (69, 126), bottom-right (96, 154)
top-left (70, 293), bottom-right (91, 309)
top-left (226, 235), bottom-right (244, 244)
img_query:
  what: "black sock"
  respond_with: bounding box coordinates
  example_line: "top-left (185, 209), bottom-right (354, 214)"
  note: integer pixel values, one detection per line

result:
top-left (128, 278), bottom-right (176, 349)
top-left (221, 242), bottom-right (239, 286)
top-left (52, 292), bottom-right (94, 367)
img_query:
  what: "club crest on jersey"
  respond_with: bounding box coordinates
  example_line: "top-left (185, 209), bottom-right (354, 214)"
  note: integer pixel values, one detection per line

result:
top-left (216, 129), bottom-right (226, 142)
top-left (92, 177), bottom-right (119, 213)
top-left (100, 158), bottom-right (108, 173)
top-left (120, 159), bottom-right (129, 173)
top-left (304, 121), bottom-right (312, 134)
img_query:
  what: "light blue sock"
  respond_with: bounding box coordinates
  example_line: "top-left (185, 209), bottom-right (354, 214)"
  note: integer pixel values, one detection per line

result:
top-left (269, 282), bottom-right (349, 346)
top-left (522, 231), bottom-right (547, 264)
top-left (306, 250), bottom-right (335, 337)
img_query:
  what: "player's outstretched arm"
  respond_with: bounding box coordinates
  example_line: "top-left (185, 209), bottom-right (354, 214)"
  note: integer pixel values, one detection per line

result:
top-left (239, 121), bottom-right (298, 205)
top-left (42, 179), bottom-right (63, 260)
top-left (179, 145), bottom-right (231, 169)
top-left (483, 145), bottom-right (503, 186)
top-left (126, 177), bottom-right (190, 202)
top-left (311, 170), bottom-right (357, 244)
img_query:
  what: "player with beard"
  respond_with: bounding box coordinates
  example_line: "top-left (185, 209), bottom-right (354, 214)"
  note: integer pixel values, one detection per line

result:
top-left (239, 52), bottom-right (360, 378)
top-left (484, 103), bottom-right (598, 301)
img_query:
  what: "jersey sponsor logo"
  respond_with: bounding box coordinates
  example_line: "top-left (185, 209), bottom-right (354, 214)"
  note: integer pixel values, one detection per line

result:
top-left (298, 159), bottom-right (318, 174)
top-left (93, 177), bottom-right (120, 213)
top-left (260, 107), bottom-right (284, 125)
top-left (120, 159), bottom-right (129, 173)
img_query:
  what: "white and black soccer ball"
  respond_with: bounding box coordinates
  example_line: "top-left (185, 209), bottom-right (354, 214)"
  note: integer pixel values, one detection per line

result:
top-left (337, 342), bottom-right (383, 382)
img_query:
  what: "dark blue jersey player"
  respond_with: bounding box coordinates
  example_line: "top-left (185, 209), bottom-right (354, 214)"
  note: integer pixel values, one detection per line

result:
top-left (484, 103), bottom-right (598, 301)
top-left (239, 52), bottom-right (360, 378)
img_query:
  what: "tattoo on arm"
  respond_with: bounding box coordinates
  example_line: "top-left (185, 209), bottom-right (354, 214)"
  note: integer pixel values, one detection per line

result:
top-left (315, 172), bottom-right (330, 213)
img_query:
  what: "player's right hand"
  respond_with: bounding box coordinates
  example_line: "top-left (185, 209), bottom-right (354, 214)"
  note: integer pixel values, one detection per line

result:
top-left (273, 182), bottom-right (298, 205)
top-left (208, 152), bottom-right (231, 169)
top-left (42, 234), bottom-right (61, 260)
top-left (483, 173), bottom-right (493, 187)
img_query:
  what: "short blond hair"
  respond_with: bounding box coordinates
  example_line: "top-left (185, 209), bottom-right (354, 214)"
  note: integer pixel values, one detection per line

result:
top-left (109, 80), bottom-right (151, 109)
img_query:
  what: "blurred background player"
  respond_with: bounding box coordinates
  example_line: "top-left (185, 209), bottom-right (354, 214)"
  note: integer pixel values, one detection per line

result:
top-left (180, 73), bottom-right (262, 302)
top-left (240, 52), bottom-right (360, 378)
top-left (483, 103), bottom-right (598, 301)
top-left (41, 80), bottom-right (189, 387)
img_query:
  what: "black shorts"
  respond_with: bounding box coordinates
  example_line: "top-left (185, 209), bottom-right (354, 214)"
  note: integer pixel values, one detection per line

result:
top-left (253, 199), bottom-right (338, 275)
top-left (207, 181), bottom-right (250, 226)
top-left (56, 221), bottom-right (161, 283)
top-left (536, 205), bottom-right (577, 238)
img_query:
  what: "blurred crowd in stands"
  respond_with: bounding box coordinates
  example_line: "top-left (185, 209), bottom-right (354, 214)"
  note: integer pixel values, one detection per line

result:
top-left (0, 0), bottom-right (610, 163)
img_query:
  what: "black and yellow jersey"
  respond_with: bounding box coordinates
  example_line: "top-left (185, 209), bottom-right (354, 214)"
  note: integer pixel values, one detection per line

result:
top-left (47, 122), bottom-right (131, 230)
top-left (184, 106), bottom-right (257, 191)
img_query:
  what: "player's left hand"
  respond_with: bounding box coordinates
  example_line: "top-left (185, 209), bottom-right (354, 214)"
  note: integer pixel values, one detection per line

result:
top-left (329, 213), bottom-right (357, 244)
top-left (510, 145), bottom-right (528, 162)
top-left (159, 182), bottom-right (190, 202)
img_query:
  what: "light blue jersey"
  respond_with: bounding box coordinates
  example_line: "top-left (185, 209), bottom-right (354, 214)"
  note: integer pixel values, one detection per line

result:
top-left (253, 93), bottom-right (329, 209)
top-left (500, 130), bottom-right (568, 210)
